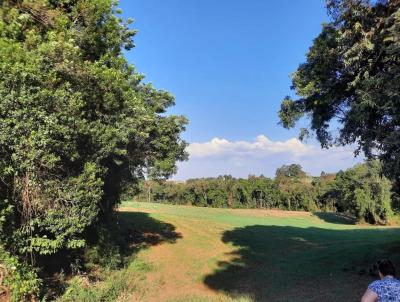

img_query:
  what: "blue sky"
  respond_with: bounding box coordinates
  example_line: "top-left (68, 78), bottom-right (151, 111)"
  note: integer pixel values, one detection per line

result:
top-left (119, 0), bottom-right (363, 179)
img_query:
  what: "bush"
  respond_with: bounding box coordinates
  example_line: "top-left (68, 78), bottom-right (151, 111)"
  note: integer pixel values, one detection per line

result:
top-left (57, 259), bottom-right (151, 302)
top-left (0, 246), bottom-right (41, 302)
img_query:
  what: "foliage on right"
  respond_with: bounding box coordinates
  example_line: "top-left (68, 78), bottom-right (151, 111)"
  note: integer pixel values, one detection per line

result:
top-left (325, 161), bottom-right (393, 224)
top-left (279, 0), bottom-right (400, 182)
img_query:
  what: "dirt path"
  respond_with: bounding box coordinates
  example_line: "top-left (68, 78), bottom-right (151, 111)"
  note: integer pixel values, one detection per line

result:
top-left (126, 209), bottom-right (235, 302)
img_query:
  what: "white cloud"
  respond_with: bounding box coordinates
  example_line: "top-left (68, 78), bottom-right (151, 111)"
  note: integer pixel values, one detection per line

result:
top-left (187, 135), bottom-right (350, 159)
top-left (174, 135), bottom-right (363, 180)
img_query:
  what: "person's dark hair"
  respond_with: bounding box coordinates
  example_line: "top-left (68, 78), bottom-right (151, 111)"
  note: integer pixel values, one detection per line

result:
top-left (377, 258), bottom-right (396, 277)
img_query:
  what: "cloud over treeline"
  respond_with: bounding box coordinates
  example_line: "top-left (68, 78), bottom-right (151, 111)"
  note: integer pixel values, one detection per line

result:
top-left (174, 135), bottom-right (363, 180)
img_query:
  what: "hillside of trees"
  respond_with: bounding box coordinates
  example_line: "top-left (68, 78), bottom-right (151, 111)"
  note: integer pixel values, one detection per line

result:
top-left (130, 161), bottom-right (398, 225)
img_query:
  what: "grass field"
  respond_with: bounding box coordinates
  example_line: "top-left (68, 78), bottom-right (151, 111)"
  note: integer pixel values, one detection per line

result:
top-left (114, 202), bottom-right (400, 302)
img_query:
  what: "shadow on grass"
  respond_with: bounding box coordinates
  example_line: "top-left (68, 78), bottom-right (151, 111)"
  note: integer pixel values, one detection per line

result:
top-left (313, 212), bottom-right (357, 225)
top-left (204, 225), bottom-right (400, 302)
top-left (41, 211), bottom-right (182, 300)
top-left (117, 211), bottom-right (182, 255)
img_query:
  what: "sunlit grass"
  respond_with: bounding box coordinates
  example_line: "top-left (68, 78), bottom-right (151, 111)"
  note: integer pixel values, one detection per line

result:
top-left (122, 202), bottom-right (400, 301)
top-left (62, 201), bottom-right (400, 302)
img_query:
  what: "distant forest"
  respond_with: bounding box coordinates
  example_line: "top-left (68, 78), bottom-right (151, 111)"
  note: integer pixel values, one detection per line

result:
top-left (128, 161), bottom-right (398, 225)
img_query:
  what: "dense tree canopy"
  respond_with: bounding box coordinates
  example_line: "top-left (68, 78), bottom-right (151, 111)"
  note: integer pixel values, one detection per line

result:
top-left (0, 0), bottom-right (187, 272)
top-left (279, 0), bottom-right (400, 182)
top-left (332, 161), bottom-right (393, 224)
top-left (275, 164), bottom-right (306, 179)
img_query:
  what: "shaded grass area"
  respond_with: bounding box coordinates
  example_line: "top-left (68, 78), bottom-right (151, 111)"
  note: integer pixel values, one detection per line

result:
top-left (118, 211), bottom-right (182, 253)
top-left (204, 225), bottom-right (400, 302)
top-left (56, 211), bottom-right (181, 301)
top-left (312, 212), bottom-right (357, 225)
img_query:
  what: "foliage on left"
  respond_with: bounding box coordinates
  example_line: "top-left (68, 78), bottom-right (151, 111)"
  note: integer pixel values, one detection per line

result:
top-left (0, 0), bottom-right (187, 299)
top-left (0, 245), bottom-right (41, 301)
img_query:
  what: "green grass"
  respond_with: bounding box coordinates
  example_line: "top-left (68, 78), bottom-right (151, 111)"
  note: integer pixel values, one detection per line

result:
top-left (62, 201), bottom-right (400, 302)
top-left (56, 258), bottom-right (151, 302)
top-left (121, 201), bottom-right (400, 302)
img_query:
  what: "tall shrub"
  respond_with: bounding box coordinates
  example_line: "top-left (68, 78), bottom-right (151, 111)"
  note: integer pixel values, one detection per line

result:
top-left (0, 0), bottom-right (187, 266)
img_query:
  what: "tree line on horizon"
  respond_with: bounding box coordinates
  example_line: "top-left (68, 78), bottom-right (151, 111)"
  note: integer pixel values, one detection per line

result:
top-left (130, 161), bottom-right (397, 225)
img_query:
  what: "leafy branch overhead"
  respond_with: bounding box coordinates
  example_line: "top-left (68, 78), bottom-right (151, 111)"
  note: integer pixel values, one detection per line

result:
top-left (279, 0), bottom-right (400, 179)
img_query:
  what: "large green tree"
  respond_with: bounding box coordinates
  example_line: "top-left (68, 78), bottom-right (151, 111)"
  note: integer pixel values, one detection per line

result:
top-left (279, 0), bottom-right (400, 182)
top-left (0, 0), bottom-right (187, 263)
top-left (329, 161), bottom-right (393, 224)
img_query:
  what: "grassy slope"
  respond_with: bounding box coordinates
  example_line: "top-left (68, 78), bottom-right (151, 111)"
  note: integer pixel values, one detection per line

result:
top-left (94, 202), bottom-right (400, 302)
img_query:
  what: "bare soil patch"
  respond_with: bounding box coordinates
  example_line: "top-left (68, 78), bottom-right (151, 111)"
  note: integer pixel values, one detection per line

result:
top-left (126, 213), bottom-right (235, 302)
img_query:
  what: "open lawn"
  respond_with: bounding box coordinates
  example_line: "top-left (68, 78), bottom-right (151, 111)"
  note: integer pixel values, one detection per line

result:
top-left (117, 202), bottom-right (400, 302)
